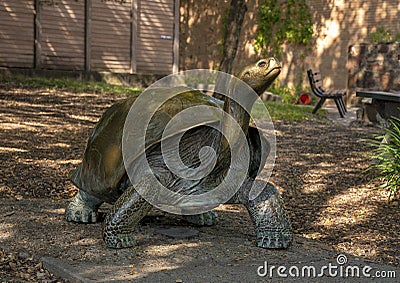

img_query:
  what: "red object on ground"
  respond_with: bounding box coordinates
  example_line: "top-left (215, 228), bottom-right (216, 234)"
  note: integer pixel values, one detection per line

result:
top-left (297, 93), bottom-right (311, 105)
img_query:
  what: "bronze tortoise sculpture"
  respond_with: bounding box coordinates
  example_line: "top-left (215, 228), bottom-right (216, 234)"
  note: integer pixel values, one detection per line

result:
top-left (66, 58), bottom-right (292, 249)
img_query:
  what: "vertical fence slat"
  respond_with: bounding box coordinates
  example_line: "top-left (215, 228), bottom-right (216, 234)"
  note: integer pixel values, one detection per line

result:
top-left (2, 0), bottom-right (177, 74)
top-left (173, 0), bottom-right (179, 73)
top-left (91, 0), bottom-right (132, 73)
top-left (34, 0), bottom-right (41, 69)
top-left (131, 0), bottom-right (138, 74)
top-left (85, 0), bottom-right (92, 72)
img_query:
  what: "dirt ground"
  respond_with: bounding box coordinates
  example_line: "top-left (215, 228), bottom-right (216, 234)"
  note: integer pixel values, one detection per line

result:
top-left (0, 85), bottom-right (399, 282)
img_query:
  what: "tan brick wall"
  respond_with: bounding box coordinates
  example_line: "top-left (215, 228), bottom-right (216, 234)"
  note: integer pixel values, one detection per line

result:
top-left (179, 0), bottom-right (400, 103)
top-left (308, 0), bottom-right (400, 103)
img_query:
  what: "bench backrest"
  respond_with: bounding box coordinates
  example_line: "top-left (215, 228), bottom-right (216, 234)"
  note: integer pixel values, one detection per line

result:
top-left (307, 69), bottom-right (325, 97)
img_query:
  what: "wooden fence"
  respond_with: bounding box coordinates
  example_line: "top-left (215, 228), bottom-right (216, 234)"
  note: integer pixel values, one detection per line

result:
top-left (0, 0), bottom-right (179, 74)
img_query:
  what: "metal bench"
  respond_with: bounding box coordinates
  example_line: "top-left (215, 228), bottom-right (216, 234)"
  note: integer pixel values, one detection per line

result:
top-left (307, 69), bottom-right (347, 117)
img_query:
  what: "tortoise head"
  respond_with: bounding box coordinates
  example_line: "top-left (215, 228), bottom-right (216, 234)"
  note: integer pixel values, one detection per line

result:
top-left (237, 58), bottom-right (281, 95)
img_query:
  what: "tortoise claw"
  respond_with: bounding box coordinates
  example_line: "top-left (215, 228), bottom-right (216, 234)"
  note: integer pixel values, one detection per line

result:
top-left (65, 190), bottom-right (102, 223)
top-left (256, 230), bottom-right (292, 249)
top-left (65, 202), bottom-right (98, 223)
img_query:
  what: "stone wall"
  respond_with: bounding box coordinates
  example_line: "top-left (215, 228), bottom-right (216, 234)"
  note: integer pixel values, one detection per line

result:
top-left (348, 43), bottom-right (400, 104)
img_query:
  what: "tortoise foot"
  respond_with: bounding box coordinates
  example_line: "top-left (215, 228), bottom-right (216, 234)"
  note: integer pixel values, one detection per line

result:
top-left (65, 203), bottom-right (98, 223)
top-left (65, 190), bottom-right (103, 223)
top-left (103, 231), bottom-right (137, 249)
top-left (256, 230), bottom-right (292, 249)
top-left (244, 182), bottom-right (293, 249)
top-left (183, 211), bottom-right (218, 226)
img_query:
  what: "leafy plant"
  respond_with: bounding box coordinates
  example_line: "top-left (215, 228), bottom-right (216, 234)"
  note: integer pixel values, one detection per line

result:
top-left (368, 116), bottom-right (400, 201)
top-left (369, 27), bottom-right (400, 43)
top-left (255, 0), bottom-right (313, 56)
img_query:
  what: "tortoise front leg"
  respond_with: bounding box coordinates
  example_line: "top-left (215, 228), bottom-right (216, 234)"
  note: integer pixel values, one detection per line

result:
top-left (103, 185), bottom-right (152, 249)
top-left (65, 190), bottom-right (103, 223)
top-left (240, 180), bottom-right (292, 249)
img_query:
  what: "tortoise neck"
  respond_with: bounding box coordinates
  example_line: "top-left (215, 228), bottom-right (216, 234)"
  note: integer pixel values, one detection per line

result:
top-left (222, 95), bottom-right (252, 133)
top-left (219, 84), bottom-right (255, 152)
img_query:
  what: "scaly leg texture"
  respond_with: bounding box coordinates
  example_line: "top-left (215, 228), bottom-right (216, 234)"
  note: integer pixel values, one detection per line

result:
top-left (243, 181), bottom-right (292, 249)
top-left (182, 211), bottom-right (218, 226)
top-left (103, 186), bottom-right (152, 249)
top-left (65, 190), bottom-right (104, 223)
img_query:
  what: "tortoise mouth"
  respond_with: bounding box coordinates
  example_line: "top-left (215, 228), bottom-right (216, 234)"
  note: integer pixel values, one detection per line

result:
top-left (263, 66), bottom-right (281, 86)
top-left (266, 66), bottom-right (281, 79)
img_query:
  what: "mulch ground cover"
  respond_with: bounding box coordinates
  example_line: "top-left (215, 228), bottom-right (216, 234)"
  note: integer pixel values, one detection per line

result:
top-left (0, 85), bottom-right (398, 281)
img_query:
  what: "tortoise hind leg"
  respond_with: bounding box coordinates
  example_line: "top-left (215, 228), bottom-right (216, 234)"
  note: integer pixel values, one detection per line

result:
top-left (183, 211), bottom-right (218, 226)
top-left (103, 186), bottom-right (152, 249)
top-left (242, 181), bottom-right (292, 249)
top-left (65, 190), bottom-right (103, 223)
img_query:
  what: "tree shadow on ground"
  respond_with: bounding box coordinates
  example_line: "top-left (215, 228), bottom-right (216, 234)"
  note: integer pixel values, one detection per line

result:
top-left (271, 121), bottom-right (399, 265)
top-left (0, 87), bottom-right (119, 199)
top-left (0, 88), bottom-right (398, 270)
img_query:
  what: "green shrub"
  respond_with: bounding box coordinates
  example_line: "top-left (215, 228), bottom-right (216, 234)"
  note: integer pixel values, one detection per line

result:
top-left (369, 27), bottom-right (400, 43)
top-left (368, 117), bottom-right (400, 201)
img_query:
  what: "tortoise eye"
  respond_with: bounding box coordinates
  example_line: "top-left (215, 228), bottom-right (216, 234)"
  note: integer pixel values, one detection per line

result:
top-left (257, 60), bottom-right (267, 68)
